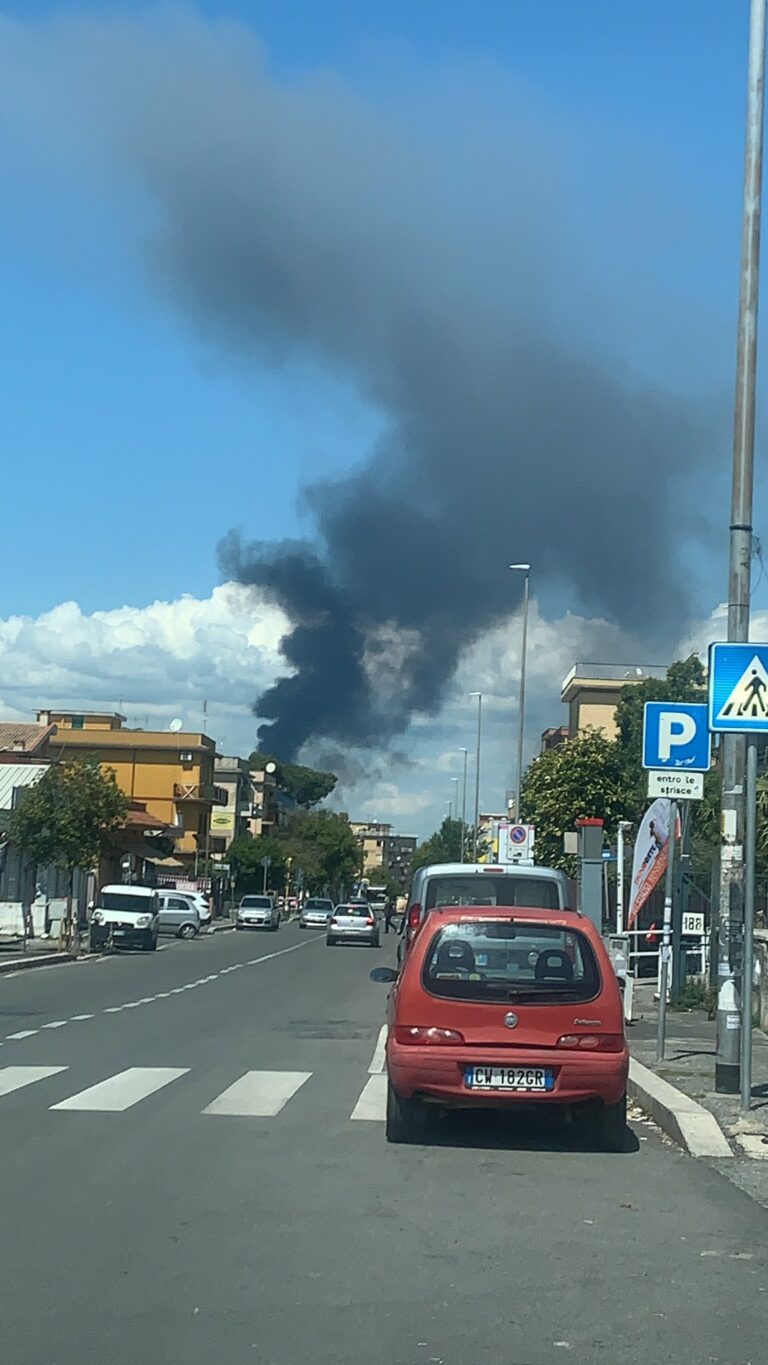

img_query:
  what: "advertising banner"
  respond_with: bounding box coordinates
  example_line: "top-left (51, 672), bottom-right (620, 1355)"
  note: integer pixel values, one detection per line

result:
top-left (627, 798), bottom-right (672, 928)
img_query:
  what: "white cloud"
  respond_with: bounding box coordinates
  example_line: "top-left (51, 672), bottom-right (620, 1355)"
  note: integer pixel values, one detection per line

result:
top-left (0, 583), bottom-right (288, 756)
top-left (1, 585), bottom-right (736, 839)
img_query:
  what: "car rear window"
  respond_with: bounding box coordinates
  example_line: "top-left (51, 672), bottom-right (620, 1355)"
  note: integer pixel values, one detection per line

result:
top-left (422, 920), bottom-right (600, 1003)
top-left (305, 900), bottom-right (331, 910)
top-left (337, 905), bottom-right (370, 917)
top-left (424, 875), bottom-right (560, 911)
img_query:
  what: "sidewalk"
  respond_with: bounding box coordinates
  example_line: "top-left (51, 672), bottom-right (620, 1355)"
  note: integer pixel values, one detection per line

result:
top-left (0, 936), bottom-right (79, 973)
top-left (629, 981), bottom-right (768, 1158)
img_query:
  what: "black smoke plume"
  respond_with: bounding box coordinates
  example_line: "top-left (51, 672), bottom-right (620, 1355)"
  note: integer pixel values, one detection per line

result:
top-left (0, 11), bottom-right (713, 758)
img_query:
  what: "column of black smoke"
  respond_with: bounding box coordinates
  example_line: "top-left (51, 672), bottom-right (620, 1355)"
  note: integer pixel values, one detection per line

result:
top-left (0, 12), bottom-right (710, 758)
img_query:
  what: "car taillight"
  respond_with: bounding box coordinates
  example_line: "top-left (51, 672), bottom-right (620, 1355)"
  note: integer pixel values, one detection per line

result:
top-left (407, 904), bottom-right (422, 932)
top-left (395, 1026), bottom-right (465, 1046)
top-left (330, 917), bottom-right (338, 925)
top-left (557, 1033), bottom-right (625, 1052)
top-left (366, 917), bottom-right (375, 926)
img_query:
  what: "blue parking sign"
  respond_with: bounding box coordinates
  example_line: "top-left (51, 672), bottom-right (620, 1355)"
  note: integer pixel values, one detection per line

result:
top-left (642, 701), bottom-right (711, 771)
top-left (709, 642), bottom-right (768, 733)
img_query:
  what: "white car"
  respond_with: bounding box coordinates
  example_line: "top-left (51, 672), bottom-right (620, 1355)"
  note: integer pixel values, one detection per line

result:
top-left (300, 898), bottom-right (334, 929)
top-left (237, 895), bottom-right (280, 931)
top-left (184, 892), bottom-right (212, 927)
top-left (89, 885), bottom-right (159, 952)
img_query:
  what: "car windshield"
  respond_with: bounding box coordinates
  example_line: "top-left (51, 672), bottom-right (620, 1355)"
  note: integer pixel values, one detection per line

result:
top-left (99, 892), bottom-right (154, 913)
top-left (425, 874), bottom-right (560, 911)
top-left (241, 897), bottom-right (271, 908)
top-left (423, 920), bottom-right (600, 1003)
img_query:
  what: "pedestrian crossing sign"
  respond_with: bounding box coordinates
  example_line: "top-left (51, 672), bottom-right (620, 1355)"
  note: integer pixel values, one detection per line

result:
top-left (708, 642), bottom-right (768, 732)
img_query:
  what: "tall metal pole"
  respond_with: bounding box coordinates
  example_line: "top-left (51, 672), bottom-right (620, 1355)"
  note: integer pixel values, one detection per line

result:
top-left (471, 693), bottom-right (483, 862)
top-left (656, 803), bottom-right (678, 1064)
top-left (451, 777), bottom-right (460, 840)
top-left (459, 748), bottom-right (468, 864)
top-left (616, 820), bottom-right (631, 936)
top-left (510, 564), bottom-right (531, 819)
top-left (716, 0), bottom-right (766, 1093)
top-left (741, 741), bottom-right (758, 1112)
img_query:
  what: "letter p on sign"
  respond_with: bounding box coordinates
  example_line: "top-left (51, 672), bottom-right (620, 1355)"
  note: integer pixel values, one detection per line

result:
top-left (658, 711), bottom-right (696, 761)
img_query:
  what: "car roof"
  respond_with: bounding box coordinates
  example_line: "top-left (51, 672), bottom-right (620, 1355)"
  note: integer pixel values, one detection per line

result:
top-left (423, 904), bottom-right (587, 930)
top-left (100, 884), bottom-right (156, 898)
top-left (415, 862), bottom-right (568, 881)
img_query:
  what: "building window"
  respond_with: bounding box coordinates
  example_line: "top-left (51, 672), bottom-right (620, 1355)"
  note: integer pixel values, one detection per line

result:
top-left (71, 715), bottom-right (84, 730)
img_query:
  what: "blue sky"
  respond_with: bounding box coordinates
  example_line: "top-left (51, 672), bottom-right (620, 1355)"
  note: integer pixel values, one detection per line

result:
top-left (0, 1), bottom-right (765, 831)
top-left (0, 0), bottom-right (757, 618)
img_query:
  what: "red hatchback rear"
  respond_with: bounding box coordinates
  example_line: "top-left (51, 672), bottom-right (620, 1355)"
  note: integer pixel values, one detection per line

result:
top-left (376, 906), bottom-right (628, 1150)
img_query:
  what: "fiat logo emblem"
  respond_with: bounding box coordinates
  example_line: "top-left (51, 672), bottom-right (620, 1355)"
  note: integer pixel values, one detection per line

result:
top-left (503, 1012), bottom-right (519, 1029)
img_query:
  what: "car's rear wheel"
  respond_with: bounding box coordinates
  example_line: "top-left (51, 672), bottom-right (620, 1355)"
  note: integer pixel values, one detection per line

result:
top-left (326, 936), bottom-right (336, 947)
top-left (371, 936), bottom-right (380, 949)
top-left (385, 1080), bottom-right (426, 1144)
top-left (178, 922), bottom-right (198, 940)
top-left (597, 1094), bottom-right (627, 1152)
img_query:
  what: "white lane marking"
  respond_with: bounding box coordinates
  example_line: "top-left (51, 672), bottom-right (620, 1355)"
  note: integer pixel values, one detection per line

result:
top-left (6, 1030), bottom-right (39, 1040)
top-left (103, 1006), bottom-right (124, 1013)
top-left (203, 1070), bottom-right (311, 1117)
top-left (0, 1065), bottom-right (68, 1096)
top-left (350, 1074), bottom-right (388, 1121)
top-left (52, 1067), bottom-right (189, 1112)
top-left (41, 1021), bottom-right (67, 1030)
top-left (70, 1014), bottom-right (95, 1021)
top-left (368, 1025), bottom-right (388, 1074)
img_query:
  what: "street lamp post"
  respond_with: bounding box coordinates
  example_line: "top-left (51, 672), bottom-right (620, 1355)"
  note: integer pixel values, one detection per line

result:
top-left (716, 0), bottom-right (766, 1094)
top-left (509, 564), bottom-right (531, 820)
top-left (451, 776), bottom-right (460, 842)
top-left (470, 692), bottom-right (483, 862)
top-left (458, 747), bottom-right (468, 864)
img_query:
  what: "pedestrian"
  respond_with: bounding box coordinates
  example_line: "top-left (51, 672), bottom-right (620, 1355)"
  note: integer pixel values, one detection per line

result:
top-left (384, 899), bottom-right (395, 934)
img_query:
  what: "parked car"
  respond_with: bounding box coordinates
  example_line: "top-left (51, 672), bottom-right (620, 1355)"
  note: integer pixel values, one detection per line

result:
top-left (373, 904), bottom-right (628, 1150)
top-left (399, 862), bottom-right (573, 963)
top-left (157, 891), bottom-right (201, 939)
top-left (327, 904), bottom-right (380, 948)
top-left (300, 898), bottom-right (334, 929)
top-left (184, 891), bottom-right (212, 927)
top-left (89, 884), bottom-right (159, 952)
top-left (236, 895), bottom-right (280, 931)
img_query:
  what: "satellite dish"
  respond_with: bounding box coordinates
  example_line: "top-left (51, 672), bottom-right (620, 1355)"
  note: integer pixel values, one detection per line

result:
top-left (169, 718), bottom-right (183, 733)
top-left (265, 761), bottom-right (277, 774)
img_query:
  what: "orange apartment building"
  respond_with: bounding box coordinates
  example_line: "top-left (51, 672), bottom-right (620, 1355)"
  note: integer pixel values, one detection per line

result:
top-left (38, 710), bottom-right (226, 864)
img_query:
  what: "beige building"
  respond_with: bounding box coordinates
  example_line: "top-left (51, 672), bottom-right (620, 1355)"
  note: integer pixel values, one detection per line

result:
top-left (561, 664), bottom-right (667, 739)
top-left (350, 820), bottom-right (391, 876)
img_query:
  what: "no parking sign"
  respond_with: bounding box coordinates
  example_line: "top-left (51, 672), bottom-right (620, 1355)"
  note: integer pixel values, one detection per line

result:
top-left (497, 822), bottom-right (535, 863)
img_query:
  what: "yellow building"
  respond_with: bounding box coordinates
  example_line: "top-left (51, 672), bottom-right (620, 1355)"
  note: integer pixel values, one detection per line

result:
top-left (38, 710), bottom-right (225, 862)
top-left (350, 821), bottom-right (391, 876)
top-left (560, 664), bottom-right (667, 739)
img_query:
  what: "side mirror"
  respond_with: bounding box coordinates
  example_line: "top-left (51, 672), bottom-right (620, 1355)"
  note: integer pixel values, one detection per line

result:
top-left (370, 966), bottom-right (397, 984)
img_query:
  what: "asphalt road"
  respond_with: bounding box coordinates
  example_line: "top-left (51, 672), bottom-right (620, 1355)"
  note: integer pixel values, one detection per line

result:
top-left (1, 922), bottom-right (767, 1365)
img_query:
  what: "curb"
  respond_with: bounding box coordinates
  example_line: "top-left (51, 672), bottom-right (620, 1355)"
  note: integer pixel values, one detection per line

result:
top-left (628, 1056), bottom-right (733, 1159)
top-left (208, 921), bottom-right (236, 933)
top-left (0, 950), bottom-right (78, 975)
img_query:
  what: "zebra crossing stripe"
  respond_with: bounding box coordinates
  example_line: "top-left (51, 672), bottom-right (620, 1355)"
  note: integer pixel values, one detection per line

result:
top-left (202, 1070), bottom-right (311, 1117)
top-left (350, 1074), bottom-right (387, 1121)
top-left (51, 1067), bottom-right (189, 1112)
top-left (0, 1066), bottom-right (68, 1096)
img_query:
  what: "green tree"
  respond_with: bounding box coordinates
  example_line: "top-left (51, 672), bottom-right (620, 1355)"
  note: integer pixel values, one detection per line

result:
top-left (410, 817), bottom-right (467, 872)
top-left (520, 730), bottom-right (630, 873)
top-left (229, 833), bottom-right (288, 895)
top-left (248, 753), bottom-right (337, 807)
top-left (283, 810), bottom-right (360, 898)
top-left (10, 757), bottom-right (127, 948)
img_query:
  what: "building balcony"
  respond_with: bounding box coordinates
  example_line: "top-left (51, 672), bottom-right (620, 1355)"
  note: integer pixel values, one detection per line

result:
top-left (173, 782), bottom-right (228, 805)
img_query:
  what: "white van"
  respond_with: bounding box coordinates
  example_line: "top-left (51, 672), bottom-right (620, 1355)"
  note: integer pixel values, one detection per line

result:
top-left (89, 885), bottom-right (159, 952)
top-left (399, 862), bottom-right (573, 962)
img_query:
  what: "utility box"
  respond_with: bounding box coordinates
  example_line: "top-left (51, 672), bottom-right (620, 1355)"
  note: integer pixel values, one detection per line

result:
top-left (576, 817), bottom-right (604, 931)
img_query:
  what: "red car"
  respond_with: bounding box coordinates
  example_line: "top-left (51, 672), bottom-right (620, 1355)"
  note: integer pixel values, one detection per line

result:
top-left (371, 905), bottom-right (628, 1151)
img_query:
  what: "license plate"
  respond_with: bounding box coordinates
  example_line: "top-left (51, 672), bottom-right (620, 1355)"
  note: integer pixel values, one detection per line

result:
top-left (465, 1066), bottom-right (554, 1092)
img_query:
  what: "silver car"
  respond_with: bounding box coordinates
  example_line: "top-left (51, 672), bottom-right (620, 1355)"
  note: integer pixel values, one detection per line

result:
top-left (157, 892), bottom-right (201, 939)
top-left (237, 895), bottom-right (280, 931)
top-left (327, 903), bottom-right (380, 948)
top-left (300, 898), bottom-right (334, 929)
